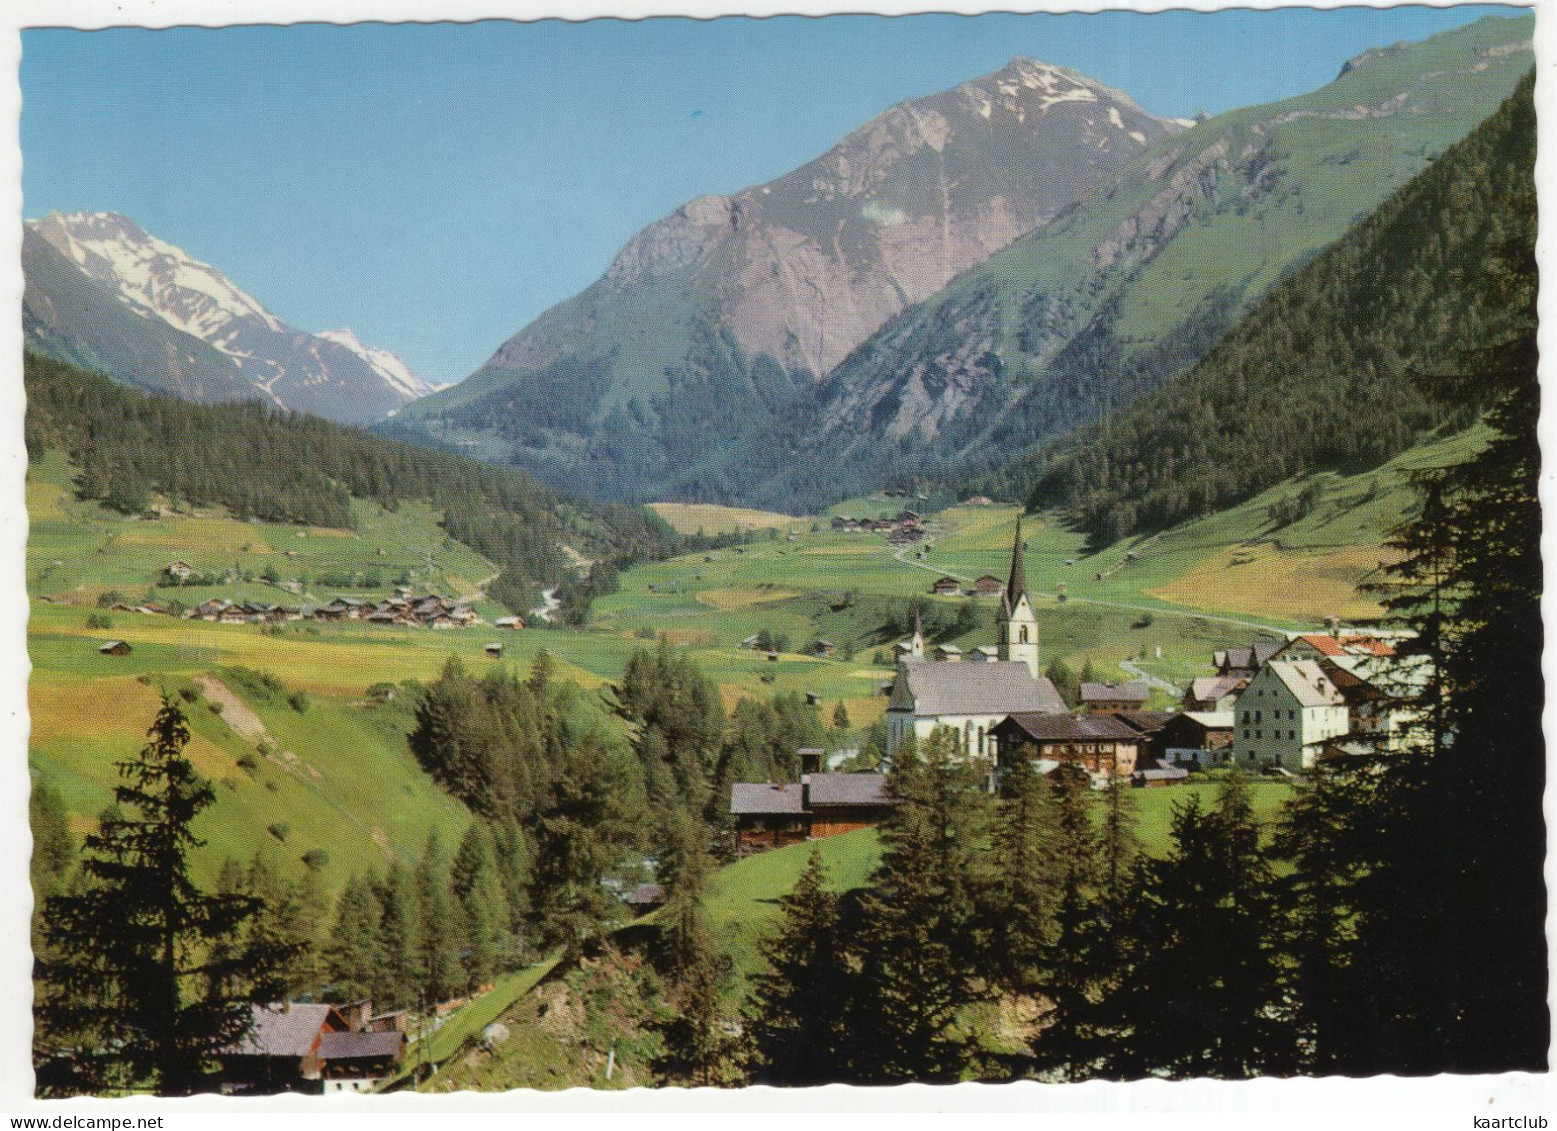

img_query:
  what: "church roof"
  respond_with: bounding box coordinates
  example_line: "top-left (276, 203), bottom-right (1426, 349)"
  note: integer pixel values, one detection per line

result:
top-left (894, 661), bottom-right (1066, 717)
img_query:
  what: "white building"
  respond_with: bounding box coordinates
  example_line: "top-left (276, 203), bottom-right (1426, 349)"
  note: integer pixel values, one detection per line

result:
top-left (1233, 659), bottom-right (1350, 771)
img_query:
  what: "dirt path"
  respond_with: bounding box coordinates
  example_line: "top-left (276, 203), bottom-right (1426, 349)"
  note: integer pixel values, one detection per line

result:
top-left (194, 676), bottom-right (273, 745)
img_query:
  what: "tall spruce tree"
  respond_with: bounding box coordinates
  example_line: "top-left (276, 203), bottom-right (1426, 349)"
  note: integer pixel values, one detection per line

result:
top-left (849, 727), bottom-right (994, 1082)
top-left (35, 696), bottom-right (293, 1096)
top-left (326, 874), bottom-right (387, 1004)
top-left (746, 848), bottom-right (851, 1085)
top-left (1096, 775), bottom-right (1291, 1078)
top-left (416, 835), bottom-right (462, 1005)
top-left (451, 823), bottom-right (504, 991)
top-left (375, 862), bottom-right (422, 1012)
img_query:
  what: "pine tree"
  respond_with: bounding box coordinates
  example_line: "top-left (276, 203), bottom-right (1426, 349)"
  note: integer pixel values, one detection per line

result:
top-left (987, 758), bottom-right (1058, 998)
top-left (849, 727), bottom-right (994, 1081)
top-left (529, 733), bottom-right (638, 957)
top-left (34, 696), bottom-right (294, 1096)
top-left (832, 702), bottom-right (851, 733)
top-left (416, 835), bottom-right (461, 1005)
top-left (375, 862), bottom-right (421, 1012)
top-left (1029, 766), bottom-right (1100, 1077)
top-left (746, 848), bottom-right (851, 1084)
top-left (326, 874), bottom-right (386, 1004)
top-left (1097, 774), bottom-right (1291, 1078)
top-left (451, 823), bottom-right (504, 992)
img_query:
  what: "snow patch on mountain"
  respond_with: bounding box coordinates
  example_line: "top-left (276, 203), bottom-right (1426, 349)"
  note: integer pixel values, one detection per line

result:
top-left (316, 329), bottom-right (442, 399)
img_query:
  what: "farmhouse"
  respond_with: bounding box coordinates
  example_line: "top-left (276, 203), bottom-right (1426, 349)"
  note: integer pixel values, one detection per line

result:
top-left (931, 576), bottom-right (962, 595)
top-left (730, 782), bottom-right (809, 855)
top-left (164, 561), bottom-right (194, 581)
top-left (992, 712), bottom-right (1143, 783)
top-left (973, 575), bottom-right (1003, 596)
top-left (97, 640), bottom-right (131, 656)
top-left (317, 1030), bottom-right (406, 1094)
top-left (1277, 631), bottom-right (1397, 662)
top-left (1079, 681), bottom-right (1151, 714)
top-left (1214, 640), bottom-right (1284, 679)
top-left (729, 772), bottom-right (901, 855)
top-left (1184, 674), bottom-right (1248, 712)
top-left (216, 1003), bottom-right (353, 1094)
top-left (1157, 710), bottom-right (1236, 766)
top-left (887, 522), bottom-right (1066, 758)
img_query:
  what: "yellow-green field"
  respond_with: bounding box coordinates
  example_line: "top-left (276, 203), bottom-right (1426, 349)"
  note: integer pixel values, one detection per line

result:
top-left (648, 501), bottom-right (806, 535)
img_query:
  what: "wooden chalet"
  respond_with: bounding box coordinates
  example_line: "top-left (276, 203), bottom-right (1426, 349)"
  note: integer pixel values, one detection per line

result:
top-left (97, 640), bottom-right (131, 656)
top-left (932, 644), bottom-right (963, 662)
top-left (931, 576), bottom-right (962, 595)
top-left (991, 712), bottom-right (1143, 780)
top-left (624, 882), bottom-right (666, 913)
top-left (1213, 640), bottom-right (1283, 679)
top-left (165, 561), bottom-right (194, 581)
top-left (731, 782), bottom-right (809, 855)
top-left (317, 1031), bottom-right (406, 1093)
top-left (805, 773), bottom-right (895, 837)
top-left (1157, 711), bottom-right (1235, 766)
top-left (217, 1003), bottom-right (352, 1094)
top-left (216, 1001), bottom-right (404, 1095)
top-left (1078, 681), bottom-right (1151, 714)
top-left (973, 574), bottom-right (1003, 596)
top-left (1184, 674), bottom-right (1249, 712)
top-left (485, 642), bottom-right (504, 657)
top-left (730, 772), bottom-right (900, 855)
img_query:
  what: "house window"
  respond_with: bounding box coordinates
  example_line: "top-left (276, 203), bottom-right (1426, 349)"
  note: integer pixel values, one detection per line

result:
top-left (1289, 730), bottom-right (1296, 741)
top-left (1255, 710), bottom-right (1262, 723)
top-left (1255, 730), bottom-right (1262, 740)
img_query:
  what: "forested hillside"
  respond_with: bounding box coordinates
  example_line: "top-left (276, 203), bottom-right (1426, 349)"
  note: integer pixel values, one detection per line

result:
top-left (1028, 69), bottom-right (1535, 544)
top-left (24, 351), bottom-right (676, 606)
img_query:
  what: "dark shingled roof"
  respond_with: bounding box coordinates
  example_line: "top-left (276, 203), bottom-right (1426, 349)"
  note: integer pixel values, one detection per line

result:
top-left (895, 661), bottom-right (1067, 716)
top-left (228, 1004), bottom-right (338, 1058)
top-left (805, 773), bottom-right (894, 808)
top-left (317, 1031), bottom-right (404, 1061)
top-left (998, 713), bottom-right (1143, 743)
top-left (730, 782), bottom-right (806, 816)
top-left (1079, 681), bottom-right (1151, 704)
top-left (625, 882), bottom-right (665, 906)
top-left (1113, 710), bottom-right (1176, 734)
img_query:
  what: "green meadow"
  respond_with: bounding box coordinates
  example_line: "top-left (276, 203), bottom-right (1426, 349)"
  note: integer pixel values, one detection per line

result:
top-left (26, 421), bottom-right (1450, 893)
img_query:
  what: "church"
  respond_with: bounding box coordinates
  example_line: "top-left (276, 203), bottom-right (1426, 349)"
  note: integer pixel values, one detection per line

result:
top-left (885, 520), bottom-right (1067, 759)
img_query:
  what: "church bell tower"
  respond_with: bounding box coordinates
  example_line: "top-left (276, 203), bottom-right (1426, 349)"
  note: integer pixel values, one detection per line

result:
top-left (998, 519), bottom-right (1039, 678)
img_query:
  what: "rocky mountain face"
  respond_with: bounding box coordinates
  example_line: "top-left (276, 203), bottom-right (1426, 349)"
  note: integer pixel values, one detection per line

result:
top-left (24, 212), bottom-right (435, 425)
top-left (709, 14), bottom-right (1535, 511)
top-left (384, 58), bottom-right (1183, 498)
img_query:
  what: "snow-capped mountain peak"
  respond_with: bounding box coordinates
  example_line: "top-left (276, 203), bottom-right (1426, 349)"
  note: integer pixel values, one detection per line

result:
top-left (29, 212), bottom-right (287, 346)
top-left (316, 329), bottom-right (442, 399)
top-left (25, 211), bottom-right (438, 426)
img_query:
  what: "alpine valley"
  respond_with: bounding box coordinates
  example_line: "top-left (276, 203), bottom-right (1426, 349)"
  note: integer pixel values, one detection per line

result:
top-left (20, 9), bottom-right (1546, 1098)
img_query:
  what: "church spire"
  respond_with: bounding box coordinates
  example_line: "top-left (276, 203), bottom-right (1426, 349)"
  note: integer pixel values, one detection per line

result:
top-left (1006, 517), bottom-right (1028, 607)
top-left (911, 605), bottom-right (925, 659)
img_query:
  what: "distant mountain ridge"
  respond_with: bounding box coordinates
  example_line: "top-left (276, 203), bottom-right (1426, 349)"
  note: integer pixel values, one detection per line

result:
top-left (716, 13), bottom-right (1536, 510)
top-left (383, 56), bottom-right (1184, 496)
top-left (24, 212), bottom-right (437, 426)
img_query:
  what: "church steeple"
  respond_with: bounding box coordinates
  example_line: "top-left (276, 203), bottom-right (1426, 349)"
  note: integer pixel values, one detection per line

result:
top-left (998, 518), bottom-right (1039, 677)
top-left (1005, 517), bottom-right (1028, 610)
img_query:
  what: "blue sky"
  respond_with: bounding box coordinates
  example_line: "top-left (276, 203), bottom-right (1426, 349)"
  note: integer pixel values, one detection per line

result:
top-left (21, 5), bottom-right (1529, 385)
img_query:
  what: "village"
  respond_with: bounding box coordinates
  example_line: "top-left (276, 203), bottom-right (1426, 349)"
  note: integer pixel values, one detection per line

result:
top-left (728, 523), bottom-right (1412, 856)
